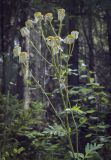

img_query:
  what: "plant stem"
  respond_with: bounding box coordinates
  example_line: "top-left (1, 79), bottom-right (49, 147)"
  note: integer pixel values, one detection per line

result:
top-left (29, 40), bottom-right (52, 65)
top-left (49, 21), bottom-right (57, 36)
top-left (44, 38), bottom-right (78, 159)
top-left (29, 70), bottom-right (66, 131)
top-left (52, 52), bottom-right (76, 159)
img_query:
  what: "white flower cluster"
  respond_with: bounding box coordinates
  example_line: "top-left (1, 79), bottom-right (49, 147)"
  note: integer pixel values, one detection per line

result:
top-left (34, 9), bottom-right (65, 23)
top-left (45, 13), bottom-right (53, 22)
top-left (19, 9), bottom-right (79, 59)
top-left (64, 31), bottom-right (79, 44)
top-left (13, 45), bottom-right (21, 57)
top-left (20, 27), bottom-right (30, 37)
top-left (34, 12), bottom-right (43, 23)
top-left (46, 36), bottom-right (63, 55)
top-left (57, 9), bottom-right (65, 22)
top-left (20, 9), bottom-right (66, 38)
top-left (46, 30), bottom-right (79, 54)
top-left (19, 52), bottom-right (29, 63)
top-left (25, 19), bottom-right (34, 29)
top-left (13, 46), bottom-right (29, 63)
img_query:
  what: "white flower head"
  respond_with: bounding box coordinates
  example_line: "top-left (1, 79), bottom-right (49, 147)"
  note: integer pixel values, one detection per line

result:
top-left (25, 19), bottom-right (34, 29)
top-left (34, 12), bottom-right (43, 23)
top-left (20, 27), bottom-right (30, 37)
top-left (46, 36), bottom-right (62, 54)
top-left (58, 8), bottom-right (65, 22)
top-left (45, 13), bottom-right (53, 22)
top-left (54, 36), bottom-right (62, 46)
top-left (19, 52), bottom-right (29, 63)
top-left (71, 31), bottom-right (79, 39)
top-left (46, 36), bottom-right (55, 47)
top-left (46, 36), bottom-right (61, 46)
top-left (64, 34), bottom-right (75, 44)
top-left (13, 45), bottom-right (21, 57)
top-left (65, 108), bottom-right (71, 113)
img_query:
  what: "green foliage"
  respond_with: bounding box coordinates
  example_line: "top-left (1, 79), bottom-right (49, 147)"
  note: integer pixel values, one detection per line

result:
top-left (84, 143), bottom-right (103, 159)
top-left (0, 94), bottom-right (45, 160)
top-left (69, 143), bottom-right (103, 160)
top-left (0, 93), bottom-right (105, 160)
top-left (43, 123), bottom-right (67, 137)
top-left (2, 7), bottom-right (111, 160)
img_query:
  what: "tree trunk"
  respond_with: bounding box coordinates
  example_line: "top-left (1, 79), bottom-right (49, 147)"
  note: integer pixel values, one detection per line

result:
top-left (106, 10), bottom-right (111, 75)
top-left (30, 25), bottom-right (45, 102)
top-left (88, 10), bottom-right (95, 72)
top-left (106, 10), bottom-right (111, 93)
top-left (1, 0), bottom-right (7, 94)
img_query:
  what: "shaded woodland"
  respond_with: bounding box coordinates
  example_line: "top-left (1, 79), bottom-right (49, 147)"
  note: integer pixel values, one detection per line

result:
top-left (0, 0), bottom-right (111, 160)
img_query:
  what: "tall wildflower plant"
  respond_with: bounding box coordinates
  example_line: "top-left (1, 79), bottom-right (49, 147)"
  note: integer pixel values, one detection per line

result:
top-left (13, 9), bottom-right (103, 160)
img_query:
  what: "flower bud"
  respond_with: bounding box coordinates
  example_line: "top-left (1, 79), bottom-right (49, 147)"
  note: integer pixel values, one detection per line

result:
top-left (25, 19), bottom-right (34, 29)
top-left (45, 13), bottom-right (53, 22)
top-left (71, 31), bottom-right (79, 39)
top-left (19, 52), bottom-right (29, 63)
top-left (58, 9), bottom-right (65, 22)
top-left (46, 36), bottom-right (62, 55)
top-left (34, 12), bottom-right (43, 23)
top-left (20, 27), bottom-right (30, 37)
top-left (64, 34), bottom-right (75, 44)
top-left (13, 46), bottom-right (21, 57)
top-left (46, 36), bottom-right (62, 47)
top-left (46, 36), bottom-right (55, 47)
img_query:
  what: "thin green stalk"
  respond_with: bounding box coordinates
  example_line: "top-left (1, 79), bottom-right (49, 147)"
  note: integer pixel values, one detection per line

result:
top-left (49, 21), bottom-right (57, 36)
top-left (51, 53), bottom-right (75, 159)
top-left (29, 70), bottom-right (66, 131)
top-left (41, 28), bottom-right (53, 56)
top-left (60, 85), bottom-right (75, 158)
top-left (34, 24), bottom-right (78, 159)
top-left (22, 61), bottom-right (66, 129)
top-left (67, 44), bottom-right (79, 158)
top-left (66, 116), bottom-right (75, 159)
top-left (67, 91), bottom-right (79, 157)
top-left (29, 40), bottom-right (52, 66)
top-left (54, 43), bottom-right (79, 158)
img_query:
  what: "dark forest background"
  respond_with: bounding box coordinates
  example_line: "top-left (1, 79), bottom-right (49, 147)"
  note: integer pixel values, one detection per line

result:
top-left (0, 0), bottom-right (111, 160)
top-left (0, 0), bottom-right (111, 95)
